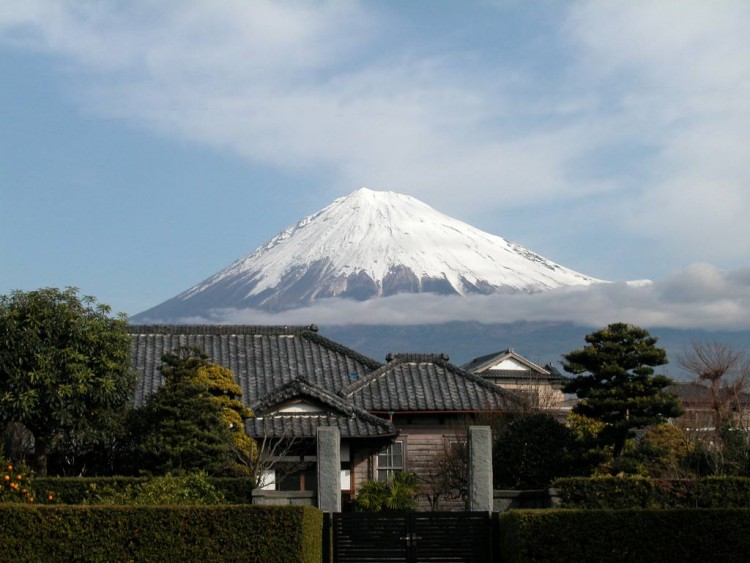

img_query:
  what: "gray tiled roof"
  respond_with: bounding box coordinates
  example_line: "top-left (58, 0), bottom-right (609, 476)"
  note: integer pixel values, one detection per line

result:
top-left (248, 376), bottom-right (397, 438)
top-left (462, 350), bottom-right (511, 372)
top-left (482, 369), bottom-right (569, 383)
top-left (246, 413), bottom-right (397, 439)
top-left (462, 348), bottom-right (549, 375)
top-left (127, 324), bottom-right (382, 407)
top-left (666, 382), bottom-right (750, 406)
top-left (251, 376), bottom-right (357, 415)
top-left (340, 353), bottom-right (519, 412)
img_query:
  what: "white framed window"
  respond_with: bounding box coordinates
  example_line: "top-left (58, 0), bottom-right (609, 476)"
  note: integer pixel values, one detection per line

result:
top-left (376, 440), bottom-right (405, 482)
top-left (341, 469), bottom-right (351, 490)
top-left (259, 469), bottom-right (276, 490)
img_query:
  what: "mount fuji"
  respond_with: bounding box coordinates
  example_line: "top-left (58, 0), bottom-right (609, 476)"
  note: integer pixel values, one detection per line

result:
top-left (132, 188), bottom-right (604, 322)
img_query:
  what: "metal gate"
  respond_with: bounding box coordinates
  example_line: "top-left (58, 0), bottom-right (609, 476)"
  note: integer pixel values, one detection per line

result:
top-left (328, 512), bottom-right (494, 563)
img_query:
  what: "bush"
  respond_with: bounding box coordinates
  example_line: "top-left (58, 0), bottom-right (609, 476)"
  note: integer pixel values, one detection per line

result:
top-left (354, 472), bottom-right (419, 512)
top-left (0, 504), bottom-right (322, 562)
top-left (31, 476), bottom-right (255, 505)
top-left (498, 509), bottom-right (750, 563)
top-left (553, 476), bottom-right (750, 509)
top-left (31, 477), bottom-right (147, 505)
top-left (88, 472), bottom-right (225, 505)
top-left (553, 476), bottom-right (655, 509)
top-left (494, 413), bottom-right (584, 489)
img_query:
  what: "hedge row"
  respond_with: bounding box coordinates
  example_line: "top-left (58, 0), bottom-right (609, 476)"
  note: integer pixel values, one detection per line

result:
top-left (553, 476), bottom-right (750, 509)
top-left (31, 476), bottom-right (255, 504)
top-left (498, 509), bottom-right (750, 563)
top-left (0, 504), bottom-right (322, 563)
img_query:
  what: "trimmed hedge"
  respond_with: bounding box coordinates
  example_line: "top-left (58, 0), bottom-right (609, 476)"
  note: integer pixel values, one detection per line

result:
top-left (0, 504), bottom-right (322, 563)
top-left (498, 509), bottom-right (750, 563)
top-left (553, 476), bottom-right (750, 509)
top-left (31, 476), bottom-right (255, 504)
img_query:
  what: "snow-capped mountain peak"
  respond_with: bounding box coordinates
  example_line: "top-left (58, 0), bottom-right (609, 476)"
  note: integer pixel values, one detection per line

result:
top-left (134, 188), bottom-right (604, 320)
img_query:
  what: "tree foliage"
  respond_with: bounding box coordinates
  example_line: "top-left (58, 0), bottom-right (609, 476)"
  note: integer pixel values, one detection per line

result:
top-left (563, 323), bottom-right (683, 456)
top-left (193, 363), bottom-right (256, 465)
top-left (494, 413), bottom-right (585, 488)
top-left (614, 423), bottom-right (692, 478)
top-left (0, 288), bottom-right (136, 475)
top-left (563, 323), bottom-right (682, 456)
top-left (125, 347), bottom-right (254, 476)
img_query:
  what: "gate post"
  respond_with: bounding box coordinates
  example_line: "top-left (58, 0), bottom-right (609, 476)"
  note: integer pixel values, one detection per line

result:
top-left (317, 426), bottom-right (341, 513)
top-left (467, 425), bottom-right (493, 512)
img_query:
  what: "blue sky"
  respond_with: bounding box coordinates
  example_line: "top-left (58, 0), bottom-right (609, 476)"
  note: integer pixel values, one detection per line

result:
top-left (2, 1), bottom-right (750, 329)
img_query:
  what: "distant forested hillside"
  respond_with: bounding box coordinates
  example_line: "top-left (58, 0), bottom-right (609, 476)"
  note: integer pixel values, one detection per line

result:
top-left (321, 321), bottom-right (750, 380)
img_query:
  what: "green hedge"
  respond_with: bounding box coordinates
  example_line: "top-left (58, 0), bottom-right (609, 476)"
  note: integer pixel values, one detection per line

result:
top-left (498, 509), bottom-right (750, 563)
top-left (32, 476), bottom-right (255, 504)
top-left (553, 476), bottom-right (750, 509)
top-left (0, 504), bottom-right (322, 563)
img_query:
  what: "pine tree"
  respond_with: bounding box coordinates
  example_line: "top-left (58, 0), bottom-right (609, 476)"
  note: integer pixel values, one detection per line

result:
top-left (563, 323), bottom-right (683, 457)
top-left (126, 347), bottom-right (253, 475)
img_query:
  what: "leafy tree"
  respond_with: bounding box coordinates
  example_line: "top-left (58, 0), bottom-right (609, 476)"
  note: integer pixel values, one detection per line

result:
top-left (563, 323), bottom-right (683, 457)
top-left (125, 347), bottom-right (253, 476)
top-left (493, 413), bottom-right (584, 488)
top-left (0, 288), bottom-right (136, 475)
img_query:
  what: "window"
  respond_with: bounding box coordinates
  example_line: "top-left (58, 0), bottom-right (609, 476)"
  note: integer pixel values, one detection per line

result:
top-left (259, 469), bottom-right (276, 491)
top-left (377, 441), bottom-right (404, 482)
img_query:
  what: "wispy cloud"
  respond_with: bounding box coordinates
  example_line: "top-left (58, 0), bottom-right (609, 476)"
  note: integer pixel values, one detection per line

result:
top-left (564, 1), bottom-right (750, 265)
top-left (1, 0), bottom-right (748, 283)
top-left (172, 264), bottom-right (750, 331)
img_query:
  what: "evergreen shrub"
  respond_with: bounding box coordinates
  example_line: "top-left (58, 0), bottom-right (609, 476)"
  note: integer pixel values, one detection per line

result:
top-left (31, 476), bottom-right (255, 505)
top-left (89, 473), bottom-right (226, 505)
top-left (498, 509), bottom-right (750, 563)
top-left (553, 476), bottom-right (750, 509)
top-left (0, 504), bottom-right (322, 563)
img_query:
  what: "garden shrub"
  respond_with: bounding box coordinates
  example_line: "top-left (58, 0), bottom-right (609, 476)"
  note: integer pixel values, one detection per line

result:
top-left (88, 472), bottom-right (226, 505)
top-left (206, 476), bottom-right (255, 503)
top-left (354, 471), bottom-right (419, 511)
top-left (494, 413), bottom-right (584, 489)
top-left (0, 504), bottom-right (322, 563)
top-left (553, 476), bottom-right (655, 508)
top-left (553, 476), bottom-right (750, 509)
top-left (498, 509), bottom-right (750, 563)
top-left (691, 477), bottom-right (750, 508)
top-left (31, 475), bottom-right (255, 505)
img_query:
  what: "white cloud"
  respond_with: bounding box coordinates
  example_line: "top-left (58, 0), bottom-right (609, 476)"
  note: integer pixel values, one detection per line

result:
top-left (565, 1), bottom-right (750, 266)
top-left (0, 1), bottom-right (617, 213)
top-left (2, 1), bottom-right (749, 273)
top-left (178, 264), bottom-right (750, 331)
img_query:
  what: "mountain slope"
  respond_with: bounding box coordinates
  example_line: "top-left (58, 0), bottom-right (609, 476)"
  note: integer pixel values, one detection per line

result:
top-left (133, 188), bottom-right (603, 321)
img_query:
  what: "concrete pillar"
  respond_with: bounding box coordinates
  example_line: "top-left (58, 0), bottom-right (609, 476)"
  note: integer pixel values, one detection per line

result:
top-left (316, 426), bottom-right (341, 512)
top-left (467, 425), bottom-right (493, 512)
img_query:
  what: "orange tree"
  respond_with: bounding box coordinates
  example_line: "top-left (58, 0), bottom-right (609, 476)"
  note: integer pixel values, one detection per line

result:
top-left (0, 461), bottom-right (34, 503)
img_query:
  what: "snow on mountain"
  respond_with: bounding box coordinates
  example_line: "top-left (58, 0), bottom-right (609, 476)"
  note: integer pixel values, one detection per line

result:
top-left (133, 188), bottom-right (604, 321)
